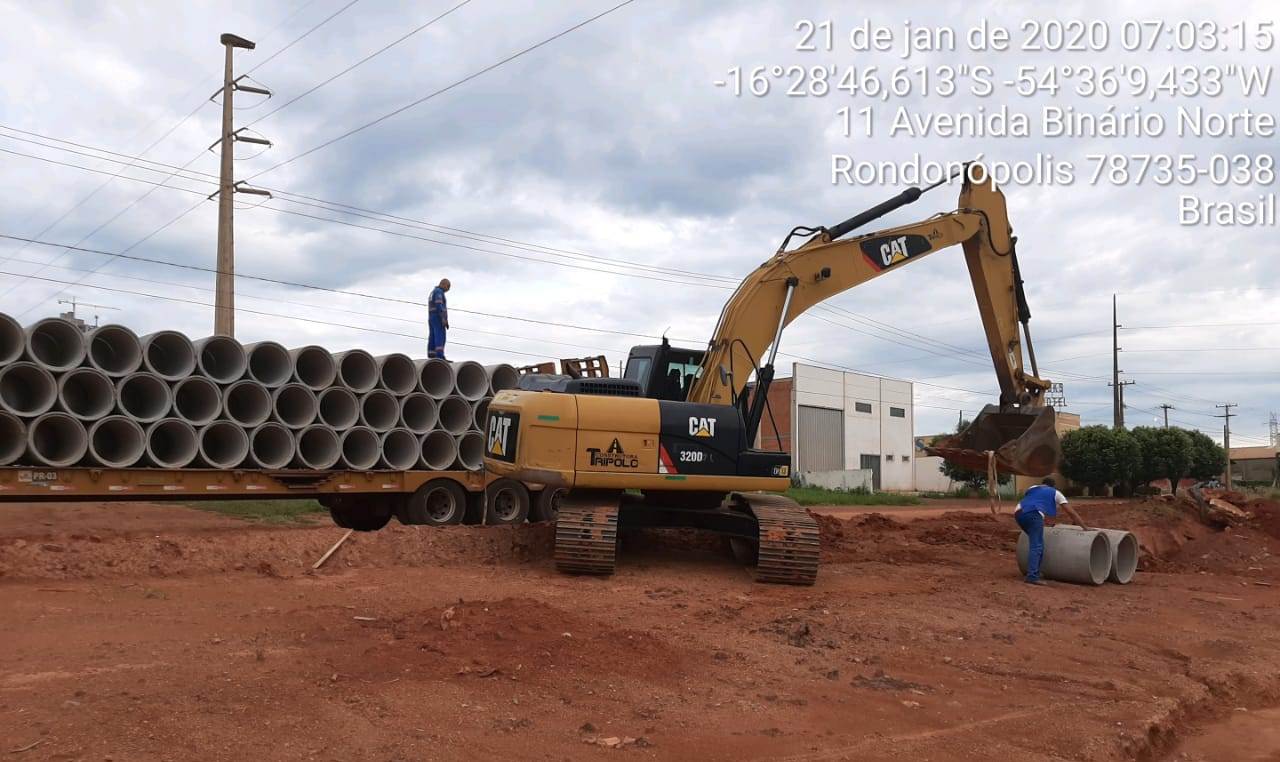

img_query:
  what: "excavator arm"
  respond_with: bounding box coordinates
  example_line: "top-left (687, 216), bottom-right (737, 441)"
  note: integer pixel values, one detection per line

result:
top-left (689, 165), bottom-right (1058, 476)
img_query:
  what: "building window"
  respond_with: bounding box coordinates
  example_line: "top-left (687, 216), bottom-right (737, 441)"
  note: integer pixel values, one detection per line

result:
top-left (889, 406), bottom-right (905, 418)
top-left (855, 402), bottom-right (872, 414)
top-left (884, 454), bottom-right (893, 461)
top-left (901, 455), bottom-right (910, 462)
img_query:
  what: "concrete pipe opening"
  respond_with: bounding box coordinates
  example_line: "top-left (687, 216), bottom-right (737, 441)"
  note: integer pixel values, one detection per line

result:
top-left (380, 428), bottom-right (419, 470)
top-left (0, 362), bottom-right (58, 417)
top-left (140, 331), bottom-right (196, 381)
top-left (455, 431), bottom-right (484, 471)
top-left (248, 422), bottom-right (295, 469)
top-left (58, 367), bottom-right (116, 421)
top-left (0, 412), bottom-right (26, 465)
top-left (485, 364), bottom-right (519, 395)
top-left (317, 387), bottom-right (359, 429)
top-left (86, 324), bottom-right (142, 377)
top-left (25, 317), bottom-right (87, 372)
top-left (437, 395), bottom-right (472, 435)
top-left (335, 350), bottom-right (378, 393)
top-left (471, 398), bottom-right (489, 432)
top-left (290, 345), bottom-right (336, 391)
top-left (27, 412), bottom-right (88, 467)
top-left (116, 373), bottom-right (172, 424)
top-left (244, 341), bottom-right (292, 388)
top-left (339, 426), bottom-right (380, 470)
top-left (376, 353), bottom-right (416, 395)
top-left (452, 361), bottom-right (488, 401)
top-left (197, 421), bottom-right (249, 469)
top-left (272, 383), bottom-right (318, 429)
top-left (172, 376), bottom-right (221, 426)
top-left (294, 425), bottom-right (340, 470)
top-left (222, 380), bottom-right (272, 427)
top-left (419, 430), bottom-right (457, 471)
top-left (87, 416), bottom-right (146, 468)
top-left (399, 393), bottom-right (438, 434)
top-left (415, 358), bottom-right (453, 399)
top-left (194, 336), bottom-right (247, 384)
top-left (1017, 526), bottom-right (1112, 586)
top-left (360, 389), bottom-right (399, 432)
top-left (1068, 525), bottom-right (1140, 585)
top-left (145, 418), bottom-right (198, 468)
top-left (0, 312), bottom-right (23, 365)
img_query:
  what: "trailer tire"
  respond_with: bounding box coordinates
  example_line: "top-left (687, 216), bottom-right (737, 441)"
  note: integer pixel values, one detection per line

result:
top-left (327, 497), bottom-right (392, 532)
top-left (404, 478), bottom-right (467, 526)
top-left (485, 478), bottom-right (530, 525)
top-left (531, 486), bottom-right (567, 523)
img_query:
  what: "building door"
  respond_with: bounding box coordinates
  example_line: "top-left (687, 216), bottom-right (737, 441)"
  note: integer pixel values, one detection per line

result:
top-left (796, 405), bottom-right (843, 474)
top-left (859, 453), bottom-right (881, 491)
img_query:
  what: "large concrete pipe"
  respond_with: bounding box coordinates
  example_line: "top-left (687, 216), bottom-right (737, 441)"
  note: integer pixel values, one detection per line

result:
top-left (415, 358), bottom-right (453, 399)
top-left (0, 411), bottom-right (25, 465)
top-left (244, 341), bottom-right (292, 388)
top-left (419, 430), bottom-right (457, 470)
top-left (0, 361), bottom-right (58, 417)
top-left (140, 330), bottom-right (196, 381)
top-left (116, 372), bottom-right (172, 423)
top-left (57, 367), bottom-right (116, 421)
top-left (380, 428), bottom-right (419, 470)
top-left (194, 336), bottom-right (247, 384)
top-left (359, 389), bottom-right (398, 432)
top-left (86, 324), bottom-right (142, 377)
top-left (145, 418), bottom-right (198, 468)
top-left (247, 422), bottom-right (295, 469)
top-left (1056, 525), bottom-right (1139, 584)
top-left (171, 376), bottom-right (221, 426)
top-left (26, 412), bottom-right (88, 467)
top-left (0, 312), bottom-right (23, 365)
top-left (485, 363), bottom-right (519, 395)
top-left (334, 349), bottom-right (377, 393)
top-left (455, 431), bottom-right (484, 471)
top-left (376, 353), bottom-right (416, 395)
top-left (317, 387), bottom-right (359, 429)
top-left (338, 426), bottom-right (380, 470)
top-left (87, 416), bottom-right (146, 468)
top-left (197, 420), bottom-right (249, 468)
top-left (436, 395), bottom-right (472, 435)
top-left (1016, 526), bottom-right (1111, 586)
top-left (25, 317), bottom-right (87, 372)
top-left (399, 393), bottom-right (438, 434)
top-left (221, 380), bottom-right (272, 427)
top-left (271, 383), bottom-right (318, 429)
top-left (471, 398), bottom-right (489, 432)
top-left (452, 360), bottom-right (489, 402)
top-left (289, 345), bottom-right (337, 391)
top-left (293, 424), bottom-right (341, 469)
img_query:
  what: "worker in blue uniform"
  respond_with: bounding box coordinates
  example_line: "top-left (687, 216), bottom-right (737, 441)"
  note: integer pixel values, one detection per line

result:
top-left (428, 278), bottom-right (451, 360)
top-left (1014, 477), bottom-right (1087, 586)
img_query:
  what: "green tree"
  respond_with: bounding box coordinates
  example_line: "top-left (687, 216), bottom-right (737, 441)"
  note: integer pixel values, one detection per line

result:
top-left (937, 419), bottom-right (1012, 491)
top-left (1059, 425), bottom-right (1141, 492)
top-left (1130, 426), bottom-right (1193, 488)
top-left (1184, 429), bottom-right (1226, 481)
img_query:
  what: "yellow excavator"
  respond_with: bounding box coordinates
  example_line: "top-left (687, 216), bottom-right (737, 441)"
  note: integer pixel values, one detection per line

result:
top-left (485, 164), bottom-right (1060, 585)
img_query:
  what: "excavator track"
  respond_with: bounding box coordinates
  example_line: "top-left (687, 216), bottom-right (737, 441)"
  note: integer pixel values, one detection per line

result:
top-left (735, 493), bottom-right (820, 585)
top-left (553, 497), bottom-right (619, 576)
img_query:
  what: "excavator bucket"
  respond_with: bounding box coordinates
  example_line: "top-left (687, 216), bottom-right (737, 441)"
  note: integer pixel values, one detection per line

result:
top-left (924, 405), bottom-right (1061, 477)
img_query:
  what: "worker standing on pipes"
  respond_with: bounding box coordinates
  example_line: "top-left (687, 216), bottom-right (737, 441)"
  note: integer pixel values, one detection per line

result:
top-left (1013, 477), bottom-right (1088, 586)
top-left (428, 278), bottom-right (450, 360)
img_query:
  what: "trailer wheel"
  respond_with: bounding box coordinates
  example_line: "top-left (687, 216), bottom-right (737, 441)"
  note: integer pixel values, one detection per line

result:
top-left (531, 486), bottom-right (567, 523)
top-left (485, 478), bottom-right (530, 525)
top-left (404, 479), bottom-right (467, 526)
top-left (327, 497), bottom-right (392, 532)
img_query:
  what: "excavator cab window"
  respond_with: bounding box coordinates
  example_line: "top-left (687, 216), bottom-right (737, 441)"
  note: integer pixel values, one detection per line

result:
top-left (624, 342), bottom-right (704, 401)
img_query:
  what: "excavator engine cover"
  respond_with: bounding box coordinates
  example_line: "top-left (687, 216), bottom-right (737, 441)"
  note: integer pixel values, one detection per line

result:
top-left (925, 405), bottom-right (1060, 477)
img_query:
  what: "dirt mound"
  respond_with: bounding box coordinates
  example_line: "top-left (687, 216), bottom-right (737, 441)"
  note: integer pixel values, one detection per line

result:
top-left (1242, 497), bottom-right (1280, 541)
top-left (913, 513), bottom-right (1014, 552)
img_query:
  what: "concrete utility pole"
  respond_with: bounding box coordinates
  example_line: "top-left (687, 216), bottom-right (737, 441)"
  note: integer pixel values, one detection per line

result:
top-left (212, 33), bottom-right (272, 337)
top-left (1216, 403), bottom-right (1237, 489)
top-left (1158, 403), bottom-right (1175, 428)
top-left (1111, 294), bottom-right (1122, 428)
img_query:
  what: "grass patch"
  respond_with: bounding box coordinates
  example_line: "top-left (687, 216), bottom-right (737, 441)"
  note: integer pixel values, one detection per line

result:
top-left (778, 486), bottom-right (921, 507)
top-left (186, 499), bottom-right (327, 524)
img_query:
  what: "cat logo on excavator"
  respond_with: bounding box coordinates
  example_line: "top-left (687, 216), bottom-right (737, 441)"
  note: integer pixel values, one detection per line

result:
top-left (689, 417), bottom-right (717, 437)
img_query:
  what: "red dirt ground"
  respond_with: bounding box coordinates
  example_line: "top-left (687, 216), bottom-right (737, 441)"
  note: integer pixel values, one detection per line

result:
top-left (1, 497), bottom-right (1279, 760)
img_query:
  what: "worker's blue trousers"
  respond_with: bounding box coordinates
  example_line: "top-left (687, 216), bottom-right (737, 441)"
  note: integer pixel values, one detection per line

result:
top-left (427, 315), bottom-right (447, 360)
top-left (1015, 509), bottom-right (1044, 582)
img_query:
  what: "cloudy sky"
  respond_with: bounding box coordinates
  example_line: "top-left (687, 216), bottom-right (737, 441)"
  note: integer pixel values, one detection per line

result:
top-left (0, 0), bottom-right (1274, 445)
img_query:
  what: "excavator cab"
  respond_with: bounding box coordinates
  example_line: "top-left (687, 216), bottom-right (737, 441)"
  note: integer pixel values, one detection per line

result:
top-left (623, 341), bottom-right (705, 402)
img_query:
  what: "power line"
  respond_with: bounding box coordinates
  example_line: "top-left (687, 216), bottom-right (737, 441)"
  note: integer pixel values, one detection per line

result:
top-left (243, 0), bottom-right (365, 75)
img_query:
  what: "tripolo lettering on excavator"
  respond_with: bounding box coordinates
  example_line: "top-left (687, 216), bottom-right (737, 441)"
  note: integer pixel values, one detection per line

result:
top-left (587, 440), bottom-right (639, 469)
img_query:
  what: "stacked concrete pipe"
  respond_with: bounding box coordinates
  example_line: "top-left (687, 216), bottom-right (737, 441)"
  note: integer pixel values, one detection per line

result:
top-left (290, 345), bottom-right (337, 391)
top-left (87, 416), bottom-right (146, 468)
top-left (452, 360), bottom-right (489, 402)
top-left (272, 384), bottom-right (318, 429)
top-left (222, 380), bottom-right (272, 428)
top-left (399, 393), bottom-right (438, 434)
top-left (1050, 524), bottom-right (1139, 584)
top-left (248, 422), bottom-right (295, 469)
top-left (485, 363), bottom-right (519, 395)
top-left (194, 336), bottom-right (247, 384)
top-left (294, 424), bottom-right (340, 469)
top-left (380, 428), bottom-right (420, 470)
top-left (86, 324), bottom-right (142, 377)
top-left (1016, 526), bottom-right (1113, 586)
top-left (140, 331), bottom-right (196, 381)
top-left (145, 419), bottom-right (198, 468)
top-left (0, 362), bottom-right (58, 417)
top-left (419, 429), bottom-right (457, 470)
top-left (197, 420), bottom-right (249, 469)
top-left (0, 411), bottom-right (27, 465)
top-left (0, 312), bottom-right (23, 365)
top-left (376, 353), bottom-right (416, 395)
top-left (26, 317), bottom-right (86, 372)
top-left (57, 368), bottom-right (115, 421)
top-left (171, 377), bottom-right (221, 426)
top-left (436, 395), bottom-right (472, 435)
top-left (335, 349), bottom-right (378, 393)
top-left (244, 341), bottom-right (292, 388)
top-left (455, 431), bottom-right (485, 471)
top-left (339, 426), bottom-right (380, 470)
top-left (317, 387), bottom-right (359, 429)
top-left (416, 358), bottom-right (453, 399)
top-left (27, 412), bottom-right (89, 467)
top-left (116, 373), bottom-right (172, 424)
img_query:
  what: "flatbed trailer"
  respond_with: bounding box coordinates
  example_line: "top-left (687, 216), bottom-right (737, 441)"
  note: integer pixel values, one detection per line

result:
top-left (0, 466), bottom-right (558, 530)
